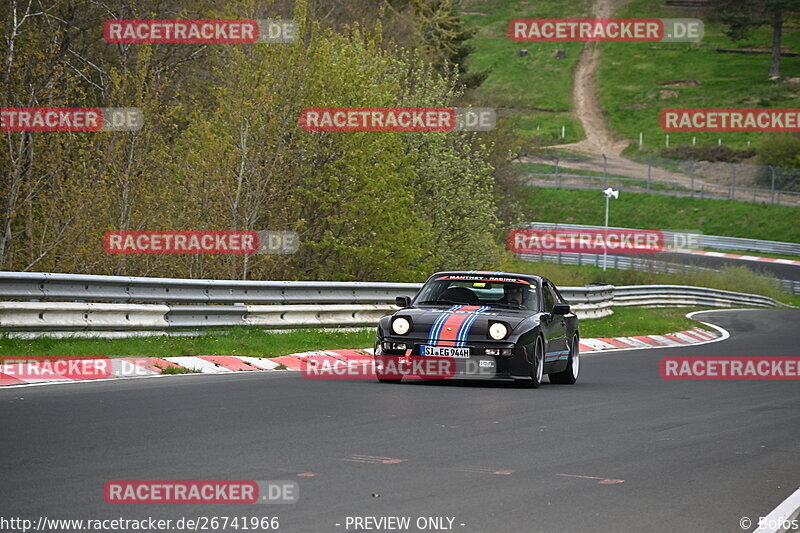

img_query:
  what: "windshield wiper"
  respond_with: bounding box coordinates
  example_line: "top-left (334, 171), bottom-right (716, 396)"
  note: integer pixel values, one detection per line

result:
top-left (488, 303), bottom-right (529, 309)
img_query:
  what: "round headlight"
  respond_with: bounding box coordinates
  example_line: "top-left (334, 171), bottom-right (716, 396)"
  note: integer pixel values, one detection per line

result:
top-left (489, 322), bottom-right (508, 340)
top-left (392, 317), bottom-right (410, 335)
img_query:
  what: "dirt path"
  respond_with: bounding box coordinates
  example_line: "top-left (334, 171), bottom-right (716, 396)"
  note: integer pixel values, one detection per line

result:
top-left (550, 0), bottom-right (634, 155)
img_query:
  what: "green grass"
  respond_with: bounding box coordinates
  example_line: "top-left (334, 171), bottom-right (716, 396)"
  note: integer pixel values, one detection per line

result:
top-left (461, 0), bottom-right (590, 144)
top-left (522, 186), bottom-right (800, 242)
top-left (158, 365), bottom-right (201, 374)
top-left (600, 0), bottom-right (800, 153)
top-left (0, 328), bottom-right (375, 358)
top-left (0, 310), bottom-right (713, 358)
top-left (579, 307), bottom-right (701, 338)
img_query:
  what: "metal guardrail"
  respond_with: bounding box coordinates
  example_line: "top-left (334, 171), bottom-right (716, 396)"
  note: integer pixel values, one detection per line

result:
top-left (523, 222), bottom-right (800, 256)
top-left (521, 251), bottom-right (800, 295)
top-left (612, 285), bottom-right (780, 308)
top-left (517, 251), bottom-right (800, 295)
top-left (0, 272), bottom-right (786, 336)
top-left (0, 271), bottom-right (420, 304)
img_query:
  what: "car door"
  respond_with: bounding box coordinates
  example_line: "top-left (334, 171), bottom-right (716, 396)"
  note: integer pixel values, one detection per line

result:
top-left (541, 282), bottom-right (567, 361)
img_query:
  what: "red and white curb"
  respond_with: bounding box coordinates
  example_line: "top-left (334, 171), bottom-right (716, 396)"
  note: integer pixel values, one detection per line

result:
top-left (578, 327), bottom-right (721, 353)
top-left (675, 248), bottom-right (800, 266)
top-left (0, 323), bottom-right (726, 388)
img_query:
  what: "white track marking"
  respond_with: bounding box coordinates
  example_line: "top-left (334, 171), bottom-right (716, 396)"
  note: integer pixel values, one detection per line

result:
top-left (162, 356), bottom-right (233, 373)
top-left (671, 332), bottom-right (703, 344)
top-left (580, 338), bottom-right (619, 350)
top-left (753, 487), bottom-right (800, 533)
top-left (646, 335), bottom-right (684, 346)
top-left (615, 337), bottom-right (656, 348)
top-left (234, 356), bottom-right (280, 370)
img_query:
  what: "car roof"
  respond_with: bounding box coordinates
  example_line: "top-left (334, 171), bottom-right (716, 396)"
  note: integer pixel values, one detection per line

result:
top-left (427, 271), bottom-right (544, 284)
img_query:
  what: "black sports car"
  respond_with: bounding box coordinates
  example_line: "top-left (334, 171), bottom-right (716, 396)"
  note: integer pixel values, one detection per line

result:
top-left (375, 271), bottom-right (580, 388)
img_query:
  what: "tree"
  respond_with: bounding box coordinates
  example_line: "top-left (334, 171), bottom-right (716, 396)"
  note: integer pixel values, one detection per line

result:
top-left (710, 0), bottom-right (800, 78)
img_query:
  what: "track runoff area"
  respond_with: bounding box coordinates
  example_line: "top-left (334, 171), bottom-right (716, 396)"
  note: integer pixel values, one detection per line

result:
top-left (0, 309), bottom-right (798, 532)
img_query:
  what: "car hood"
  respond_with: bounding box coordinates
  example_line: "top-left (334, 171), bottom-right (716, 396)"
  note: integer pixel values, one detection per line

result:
top-left (392, 305), bottom-right (534, 340)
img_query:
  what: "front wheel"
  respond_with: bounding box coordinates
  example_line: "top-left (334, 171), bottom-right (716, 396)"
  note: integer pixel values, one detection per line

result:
top-left (549, 334), bottom-right (579, 385)
top-left (518, 337), bottom-right (544, 389)
top-left (374, 342), bottom-right (403, 384)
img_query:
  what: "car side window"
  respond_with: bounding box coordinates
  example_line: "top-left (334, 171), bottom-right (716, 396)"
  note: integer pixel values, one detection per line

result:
top-left (543, 283), bottom-right (555, 312)
top-left (553, 287), bottom-right (566, 304)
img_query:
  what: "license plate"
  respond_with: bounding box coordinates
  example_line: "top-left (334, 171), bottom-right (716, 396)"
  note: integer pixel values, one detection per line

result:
top-left (421, 346), bottom-right (470, 358)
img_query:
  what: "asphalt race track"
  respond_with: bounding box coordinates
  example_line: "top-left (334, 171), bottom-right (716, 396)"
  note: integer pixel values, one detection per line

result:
top-left (1, 309), bottom-right (798, 533)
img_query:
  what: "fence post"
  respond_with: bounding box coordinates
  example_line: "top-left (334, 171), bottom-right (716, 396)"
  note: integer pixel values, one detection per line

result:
top-left (690, 161), bottom-right (695, 197)
top-left (603, 153), bottom-right (608, 187)
top-left (730, 163), bottom-right (736, 199)
top-left (647, 161), bottom-right (652, 191)
top-left (770, 166), bottom-right (776, 204)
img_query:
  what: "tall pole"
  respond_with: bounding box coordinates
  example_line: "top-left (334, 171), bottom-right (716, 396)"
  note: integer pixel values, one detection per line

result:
top-left (603, 195), bottom-right (609, 271)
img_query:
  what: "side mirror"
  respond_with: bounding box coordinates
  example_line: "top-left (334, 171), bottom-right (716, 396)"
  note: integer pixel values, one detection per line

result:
top-left (552, 303), bottom-right (570, 315)
top-left (395, 296), bottom-right (412, 308)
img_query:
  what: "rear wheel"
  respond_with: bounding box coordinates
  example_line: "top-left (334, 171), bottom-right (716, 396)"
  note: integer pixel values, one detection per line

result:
top-left (549, 334), bottom-right (579, 385)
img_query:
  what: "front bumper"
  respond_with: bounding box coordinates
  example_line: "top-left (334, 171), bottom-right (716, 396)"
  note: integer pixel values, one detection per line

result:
top-left (377, 338), bottom-right (530, 380)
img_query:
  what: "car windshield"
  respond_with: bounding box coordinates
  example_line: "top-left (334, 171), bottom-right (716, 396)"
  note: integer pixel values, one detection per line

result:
top-left (414, 275), bottom-right (539, 311)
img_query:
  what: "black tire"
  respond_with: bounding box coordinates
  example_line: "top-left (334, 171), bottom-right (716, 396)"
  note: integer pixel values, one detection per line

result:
top-left (374, 343), bottom-right (402, 383)
top-left (518, 337), bottom-right (544, 389)
top-left (549, 334), bottom-right (579, 385)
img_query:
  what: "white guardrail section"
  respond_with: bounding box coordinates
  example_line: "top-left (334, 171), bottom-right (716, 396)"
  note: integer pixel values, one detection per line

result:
top-left (0, 272), bottom-right (783, 335)
top-left (523, 222), bottom-right (800, 256)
